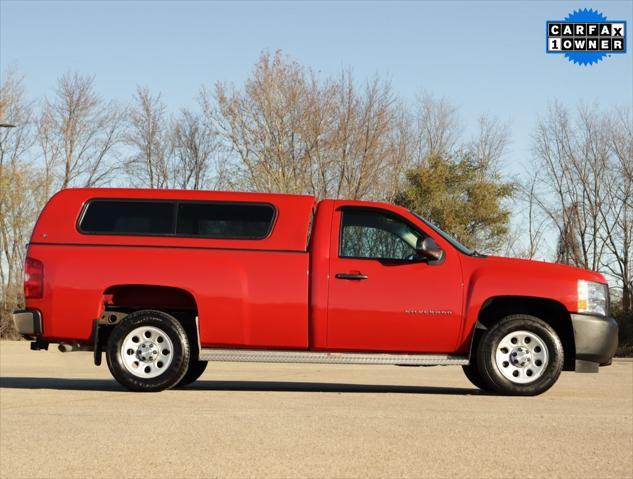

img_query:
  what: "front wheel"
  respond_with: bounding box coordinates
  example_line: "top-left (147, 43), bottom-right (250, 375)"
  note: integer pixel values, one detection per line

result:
top-left (177, 360), bottom-right (208, 387)
top-left (462, 360), bottom-right (490, 391)
top-left (476, 314), bottom-right (564, 396)
top-left (106, 310), bottom-right (190, 392)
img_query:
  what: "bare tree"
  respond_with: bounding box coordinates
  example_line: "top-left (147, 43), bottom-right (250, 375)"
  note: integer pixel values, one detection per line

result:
top-left (330, 72), bottom-right (397, 200)
top-left (609, 108), bottom-right (633, 185)
top-left (532, 102), bottom-right (592, 267)
top-left (208, 51), bottom-right (320, 194)
top-left (557, 203), bottom-right (584, 266)
top-left (0, 71), bottom-right (41, 337)
top-left (414, 93), bottom-right (461, 161)
top-left (0, 71), bottom-right (33, 171)
top-left (469, 114), bottom-right (510, 171)
top-left (206, 52), bottom-right (410, 201)
top-left (509, 173), bottom-right (548, 259)
top-left (532, 102), bottom-right (632, 311)
top-left (171, 107), bottom-right (219, 190)
top-left (295, 73), bottom-right (338, 199)
top-left (38, 73), bottom-right (124, 190)
top-left (35, 105), bottom-right (60, 199)
top-left (601, 108), bottom-right (632, 311)
top-left (382, 103), bottom-right (415, 202)
top-left (125, 86), bottom-right (171, 188)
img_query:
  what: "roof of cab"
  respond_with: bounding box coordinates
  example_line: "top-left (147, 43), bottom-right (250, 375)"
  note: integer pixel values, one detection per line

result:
top-left (32, 188), bottom-right (317, 252)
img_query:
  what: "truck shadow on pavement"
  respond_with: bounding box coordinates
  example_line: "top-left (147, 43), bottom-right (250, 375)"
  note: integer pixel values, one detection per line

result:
top-left (0, 377), bottom-right (489, 395)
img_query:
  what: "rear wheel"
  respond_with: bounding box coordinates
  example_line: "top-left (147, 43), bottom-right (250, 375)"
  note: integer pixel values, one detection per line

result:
top-left (177, 360), bottom-right (208, 387)
top-left (106, 310), bottom-right (190, 392)
top-left (477, 314), bottom-right (563, 396)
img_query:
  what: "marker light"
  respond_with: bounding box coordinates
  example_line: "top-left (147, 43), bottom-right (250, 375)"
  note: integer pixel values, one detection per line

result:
top-left (24, 257), bottom-right (44, 299)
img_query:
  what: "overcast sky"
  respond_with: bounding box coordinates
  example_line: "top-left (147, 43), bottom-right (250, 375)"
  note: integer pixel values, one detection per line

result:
top-left (1, 0), bottom-right (632, 179)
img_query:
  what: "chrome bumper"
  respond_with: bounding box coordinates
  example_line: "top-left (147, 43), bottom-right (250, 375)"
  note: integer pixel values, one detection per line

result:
top-left (12, 310), bottom-right (43, 338)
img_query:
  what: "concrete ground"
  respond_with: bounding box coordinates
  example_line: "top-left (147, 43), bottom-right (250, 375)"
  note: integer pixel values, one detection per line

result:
top-left (0, 340), bottom-right (631, 479)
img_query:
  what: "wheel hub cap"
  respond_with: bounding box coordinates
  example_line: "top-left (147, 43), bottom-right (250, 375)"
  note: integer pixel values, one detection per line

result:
top-left (120, 326), bottom-right (174, 379)
top-left (495, 330), bottom-right (549, 384)
top-left (510, 347), bottom-right (531, 367)
top-left (137, 341), bottom-right (159, 362)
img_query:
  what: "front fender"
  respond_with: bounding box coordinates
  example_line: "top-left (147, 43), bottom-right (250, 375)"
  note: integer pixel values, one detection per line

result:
top-left (456, 255), bottom-right (603, 353)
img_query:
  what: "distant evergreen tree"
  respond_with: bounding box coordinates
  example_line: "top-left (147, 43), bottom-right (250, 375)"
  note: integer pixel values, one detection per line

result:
top-left (395, 152), bottom-right (515, 252)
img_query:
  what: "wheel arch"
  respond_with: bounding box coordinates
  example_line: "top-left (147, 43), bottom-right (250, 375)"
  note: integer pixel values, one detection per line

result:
top-left (469, 295), bottom-right (576, 371)
top-left (97, 284), bottom-right (201, 361)
top-left (102, 284), bottom-right (198, 313)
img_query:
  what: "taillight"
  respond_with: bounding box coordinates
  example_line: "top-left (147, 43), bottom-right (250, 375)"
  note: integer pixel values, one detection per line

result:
top-left (24, 257), bottom-right (43, 298)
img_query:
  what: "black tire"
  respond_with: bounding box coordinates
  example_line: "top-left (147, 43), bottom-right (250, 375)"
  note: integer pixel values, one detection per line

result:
top-left (477, 314), bottom-right (564, 396)
top-left (106, 310), bottom-right (190, 392)
top-left (462, 361), bottom-right (489, 391)
top-left (177, 360), bottom-right (208, 387)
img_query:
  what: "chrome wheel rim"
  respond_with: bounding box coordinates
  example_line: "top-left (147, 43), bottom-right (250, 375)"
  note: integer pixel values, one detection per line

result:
top-left (120, 326), bottom-right (174, 379)
top-left (495, 330), bottom-right (549, 384)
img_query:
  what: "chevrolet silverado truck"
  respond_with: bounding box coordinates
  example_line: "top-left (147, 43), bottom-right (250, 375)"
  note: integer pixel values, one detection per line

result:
top-left (13, 188), bottom-right (618, 394)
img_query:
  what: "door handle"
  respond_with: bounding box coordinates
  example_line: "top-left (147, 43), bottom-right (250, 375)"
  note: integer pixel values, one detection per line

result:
top-left (335, 273), bottom-right (368, 280)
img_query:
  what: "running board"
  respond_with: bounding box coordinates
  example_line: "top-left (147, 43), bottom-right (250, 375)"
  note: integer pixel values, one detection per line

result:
top-left (199, 348), bottom-right (469, 366)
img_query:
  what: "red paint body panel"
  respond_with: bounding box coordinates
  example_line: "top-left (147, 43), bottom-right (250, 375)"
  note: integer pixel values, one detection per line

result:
top-left (454, 255), bottom-right (605, 353)
top-left (308, 200), bottom-right (334, 350)
top-left (27, 244), bottom-right (310, 348)
top-left (326, 200), bottom-right (464, 353)
top-left (25, 188), bottom-right (607, 355)
top-left (28, 188), bottom-right (314, 348)
top-left (32, 188), bottom-right (316, 252)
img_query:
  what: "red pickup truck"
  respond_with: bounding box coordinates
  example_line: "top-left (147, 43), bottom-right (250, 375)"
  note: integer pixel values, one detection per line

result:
top-left (13, 188), bottom-right (618, 395)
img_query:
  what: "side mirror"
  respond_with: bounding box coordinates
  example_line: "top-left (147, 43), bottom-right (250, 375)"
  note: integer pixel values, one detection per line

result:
top-left (416, 237), bottom-right (444, 263)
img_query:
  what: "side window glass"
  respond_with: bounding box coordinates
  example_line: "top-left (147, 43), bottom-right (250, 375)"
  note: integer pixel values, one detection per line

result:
top-left (79, 200), bottom-right (275, 239)
top-left (79, 201), bottom-right (175, 235)
top-left (340, 209), bottom-right (423, 260)
top-left (176, 203), bottom-right (275, 239)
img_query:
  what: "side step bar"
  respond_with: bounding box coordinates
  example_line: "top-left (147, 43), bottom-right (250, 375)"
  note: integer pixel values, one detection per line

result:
top-left (199, 348), bottom-right (469, 366)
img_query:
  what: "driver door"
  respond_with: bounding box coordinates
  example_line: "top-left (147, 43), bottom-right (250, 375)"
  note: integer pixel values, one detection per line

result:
top-left (326, 205), bottom-right (463, 353)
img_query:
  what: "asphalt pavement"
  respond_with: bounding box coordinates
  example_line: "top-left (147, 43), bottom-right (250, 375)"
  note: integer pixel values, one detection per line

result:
top-left (1, 341), bottom-right (631, 478)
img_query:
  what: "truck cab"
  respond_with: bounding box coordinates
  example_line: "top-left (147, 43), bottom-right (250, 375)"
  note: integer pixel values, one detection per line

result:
top-left (14, 188), bottom-right (619, 395)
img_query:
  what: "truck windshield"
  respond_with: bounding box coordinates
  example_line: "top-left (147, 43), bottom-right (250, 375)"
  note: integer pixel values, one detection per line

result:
top-left (409, 211), bottom-right (476, 256)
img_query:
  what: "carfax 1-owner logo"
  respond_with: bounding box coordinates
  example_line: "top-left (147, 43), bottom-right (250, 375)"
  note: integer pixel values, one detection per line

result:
top-left (546, 8), bottom-right (627, 65)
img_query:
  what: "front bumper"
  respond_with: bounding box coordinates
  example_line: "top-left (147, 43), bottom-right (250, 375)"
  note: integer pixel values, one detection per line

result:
top-left (571, 313), bottom-right (618, 370)
top-left (12, 310), bottom-right (43, 338)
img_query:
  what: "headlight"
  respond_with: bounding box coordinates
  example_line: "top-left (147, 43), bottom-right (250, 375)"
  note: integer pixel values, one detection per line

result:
top-left (577, 280), bottom-right (608, 316)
